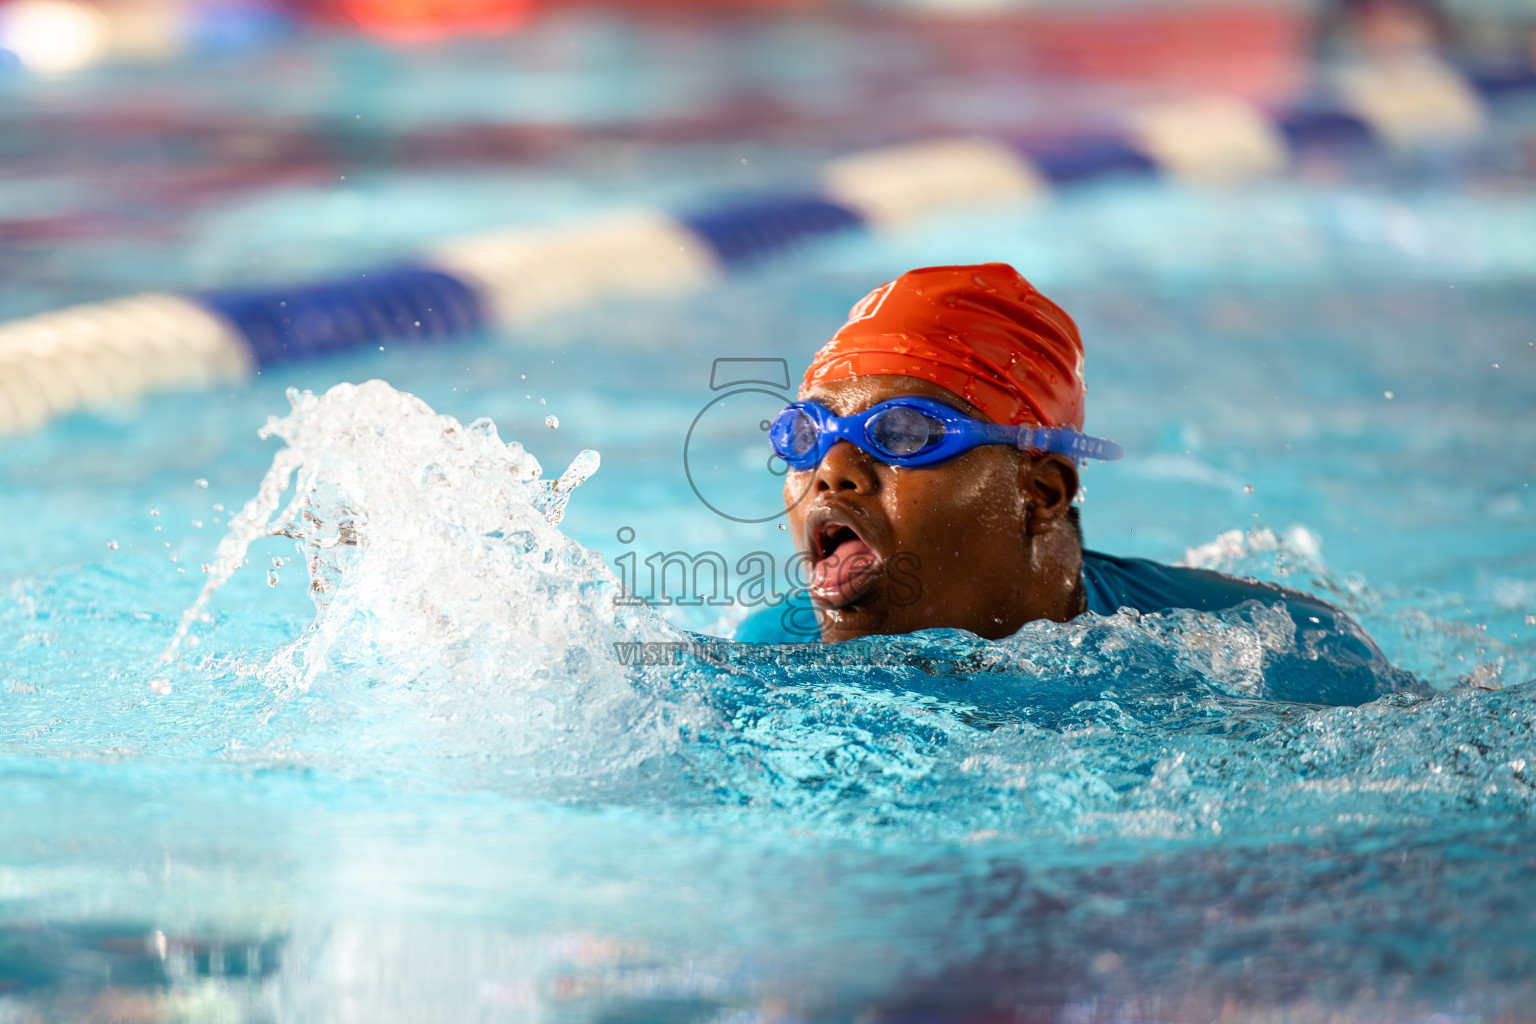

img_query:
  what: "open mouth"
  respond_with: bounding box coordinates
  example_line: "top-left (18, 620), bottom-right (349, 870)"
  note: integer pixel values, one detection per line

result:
top-left (808, 515), bottom-right (882, 608)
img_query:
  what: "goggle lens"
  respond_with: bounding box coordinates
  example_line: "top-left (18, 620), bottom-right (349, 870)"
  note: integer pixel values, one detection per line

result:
top-left (866, 405), bottom-right (945, 457)
top-left (770, 407), bottom-right (818, 462)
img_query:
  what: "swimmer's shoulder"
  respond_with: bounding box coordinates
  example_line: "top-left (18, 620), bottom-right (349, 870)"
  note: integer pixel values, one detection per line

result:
top-left (1081, 548), bottom-right (1420, 702)
top-left (734, 595), bottom-right (819, 644)
top-left (1081, 549), bottom-right (1335, 619)
top-left (1082, 548), bottom-right (1345, 622)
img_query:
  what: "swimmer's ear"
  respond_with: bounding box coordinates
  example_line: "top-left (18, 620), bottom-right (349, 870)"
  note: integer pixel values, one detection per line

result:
top-left (1018, 453), bottom-right (1078, 537)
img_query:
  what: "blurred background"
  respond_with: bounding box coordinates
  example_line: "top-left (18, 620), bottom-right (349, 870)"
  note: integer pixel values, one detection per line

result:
top-left (3, 0), bottom-right (1536, 321)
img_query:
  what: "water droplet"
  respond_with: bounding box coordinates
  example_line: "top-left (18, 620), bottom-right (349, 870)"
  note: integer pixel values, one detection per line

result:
top-left (538, 450), bottom-right (600, 525)
top-left (213, 504), bottom-right (225, 513)
top-left (149, 507), bottom-right (159, 516)
top-left (545, 415), bottom-right (559, 429)
top-left (777, 523), bottom-right (786, 530)
top-left (1526, 615), bottom-right (1534, 626)
top-left (539, 398), bottom-right (547, 406)
top-left (107, 541), bottom-right (118, 550)
top-left (149, 678), bottom-right (172, 696)
top-left (1384, 391), bottom-right (1394, 400)
top-left (272, 557), bottom-right (284, 568)
top-left (191, 520), bottom-right (203, 529)
top-left (267, 570), bottom-right (279, 587)
top-left (195, 478), bottom-right (209, 489)
top-left (1244, 485), bottom-right (1254, 494)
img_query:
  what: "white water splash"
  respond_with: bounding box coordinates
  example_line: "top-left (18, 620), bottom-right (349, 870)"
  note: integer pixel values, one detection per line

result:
top-left (1180, 524), bottom-right (1324, 573)
top-left (163, 381), bottom-right (676, 704)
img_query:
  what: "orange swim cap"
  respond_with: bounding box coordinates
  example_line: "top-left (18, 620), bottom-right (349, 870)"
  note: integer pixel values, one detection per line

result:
top-left (800, 263), bottom-right (1086, 430)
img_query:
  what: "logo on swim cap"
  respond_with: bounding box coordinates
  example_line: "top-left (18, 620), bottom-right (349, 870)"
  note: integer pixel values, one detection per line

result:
top-left (844, 280), bottom-right (894, 324)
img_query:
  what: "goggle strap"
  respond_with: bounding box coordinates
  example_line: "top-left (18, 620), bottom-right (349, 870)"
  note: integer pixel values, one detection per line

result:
top-left (1014, 426), bottom-right (1125, 462)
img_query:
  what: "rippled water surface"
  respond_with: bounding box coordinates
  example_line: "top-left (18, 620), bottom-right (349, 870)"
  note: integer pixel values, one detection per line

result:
top-left (4, 35), bottom-right (1536, 1020)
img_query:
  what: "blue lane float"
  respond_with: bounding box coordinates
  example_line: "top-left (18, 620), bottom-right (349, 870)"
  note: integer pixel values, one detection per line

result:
top-left (1, 54), bottom-right (1533, 435)
top-left (1021, 135), bottom-right (1160, 186)
top-left (200, 266), bottom-right (486, 368)
top-left (1273, 109), bottom-right (1377, 151)
top-left (680, 194), bottom-right (866, 269)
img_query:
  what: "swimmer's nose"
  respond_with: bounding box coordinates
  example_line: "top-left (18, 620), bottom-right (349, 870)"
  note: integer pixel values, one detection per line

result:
top-left (814, 440), bottom-right (879, 495)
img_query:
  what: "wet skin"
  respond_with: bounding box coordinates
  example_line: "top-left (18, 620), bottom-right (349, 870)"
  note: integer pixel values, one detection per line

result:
top-left (784, 375), bottom-right (1085, 643)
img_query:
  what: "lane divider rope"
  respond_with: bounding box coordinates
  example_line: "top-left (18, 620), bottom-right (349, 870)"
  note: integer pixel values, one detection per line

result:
top-left (2, 55), bottom-right (1533, 436)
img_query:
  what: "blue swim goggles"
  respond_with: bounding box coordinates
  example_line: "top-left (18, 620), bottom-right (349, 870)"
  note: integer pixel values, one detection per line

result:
top-left (769, 397), bottom-right (1124, 470)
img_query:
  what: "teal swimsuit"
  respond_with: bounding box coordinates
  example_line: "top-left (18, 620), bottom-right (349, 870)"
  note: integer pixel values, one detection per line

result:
top-left (734, 549), bottom-right (1412, 705)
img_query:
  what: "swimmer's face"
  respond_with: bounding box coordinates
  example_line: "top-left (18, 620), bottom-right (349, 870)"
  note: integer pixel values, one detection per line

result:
top-left (783, 374), bottom-right (1080, 643)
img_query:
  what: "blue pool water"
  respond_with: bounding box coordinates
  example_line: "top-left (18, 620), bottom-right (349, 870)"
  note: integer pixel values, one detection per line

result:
top-left (5, 30), bottom-right (1536, 1024)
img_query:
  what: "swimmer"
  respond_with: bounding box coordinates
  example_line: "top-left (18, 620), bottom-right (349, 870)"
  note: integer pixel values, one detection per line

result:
top-left (736, 263), bottom-right (1413, 704)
